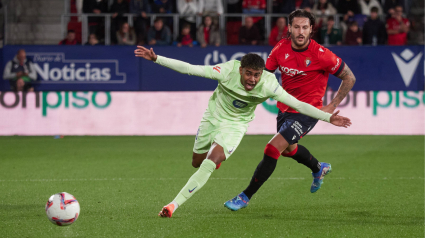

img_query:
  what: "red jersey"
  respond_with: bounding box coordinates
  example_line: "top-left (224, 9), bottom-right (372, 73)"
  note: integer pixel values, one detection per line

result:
top-left (386, 17), bottom-right (409, 45)
top-left (266, 39), bottom-right (345, 113)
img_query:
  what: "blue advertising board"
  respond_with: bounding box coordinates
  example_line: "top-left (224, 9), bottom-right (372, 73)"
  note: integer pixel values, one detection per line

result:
top-left (1, 45), bottom-right (139, 91)
top-left (1, 45), bottom-right (423, 91)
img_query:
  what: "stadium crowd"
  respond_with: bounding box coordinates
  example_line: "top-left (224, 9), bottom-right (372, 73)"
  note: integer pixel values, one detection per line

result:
top-left (52, 0), bottom-right (424, 47)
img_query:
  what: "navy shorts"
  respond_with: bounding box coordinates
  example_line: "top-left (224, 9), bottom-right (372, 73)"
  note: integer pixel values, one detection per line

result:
top-left (277, 111), bottom-right (318, 145)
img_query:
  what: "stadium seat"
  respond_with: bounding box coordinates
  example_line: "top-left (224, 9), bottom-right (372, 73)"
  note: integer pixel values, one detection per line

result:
top-left (226, 21), bottom-right (242, 45)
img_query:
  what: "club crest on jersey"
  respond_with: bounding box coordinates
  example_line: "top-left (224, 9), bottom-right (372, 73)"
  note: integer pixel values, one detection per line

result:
top-left (305, 57), bottom-right (311, 67)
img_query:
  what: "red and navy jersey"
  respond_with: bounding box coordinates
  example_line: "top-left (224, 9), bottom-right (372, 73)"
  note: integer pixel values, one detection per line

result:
top-left (266, 38), bottom-right (345, 113)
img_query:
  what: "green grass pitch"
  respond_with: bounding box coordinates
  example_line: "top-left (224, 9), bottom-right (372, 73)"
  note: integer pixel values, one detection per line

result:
top-left (0, 135), bottom-right (423, 237)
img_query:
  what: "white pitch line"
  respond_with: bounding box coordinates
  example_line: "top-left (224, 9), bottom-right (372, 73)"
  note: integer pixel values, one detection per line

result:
top-left (0, 177), bottom-right (423, 182)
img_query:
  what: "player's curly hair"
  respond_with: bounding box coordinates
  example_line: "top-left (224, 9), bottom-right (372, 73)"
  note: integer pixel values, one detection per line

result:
top-left (240, 53), bottom-right (265, 70)
top-left (286, 9), bottom-right (316, 39)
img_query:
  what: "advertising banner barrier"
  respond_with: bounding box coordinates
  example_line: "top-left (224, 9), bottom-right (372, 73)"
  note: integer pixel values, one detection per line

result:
top-left (1, 45), bottom-right (423, 91)
top-left (0, 91), bottom-right (423, 135)
top-left (1, 46), bottom-right (140, 91)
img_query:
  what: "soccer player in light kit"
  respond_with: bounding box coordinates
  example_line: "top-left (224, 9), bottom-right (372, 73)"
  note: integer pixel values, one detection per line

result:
top-left (134, 45), bottom-right (352, 218)
top-left (224, 9), bottom-right (356, 211)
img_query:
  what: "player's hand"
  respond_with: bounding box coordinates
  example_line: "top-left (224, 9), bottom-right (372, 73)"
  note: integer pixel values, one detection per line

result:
top-left (134, 46), bottom-right (157, 62)
top-left (329, 110), bottom-right (352, 128)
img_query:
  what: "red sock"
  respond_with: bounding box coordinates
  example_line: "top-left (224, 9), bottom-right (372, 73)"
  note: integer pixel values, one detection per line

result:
top-left (264, 144), bottom-right (281, 160)
top-left (281, 145), bottom-right (298, 157)
top-left (216, 162), bottom-right (221, 170)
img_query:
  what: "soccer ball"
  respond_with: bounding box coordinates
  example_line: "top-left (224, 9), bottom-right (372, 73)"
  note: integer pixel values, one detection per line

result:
top-left (45, 192), bottom-right (80, 226)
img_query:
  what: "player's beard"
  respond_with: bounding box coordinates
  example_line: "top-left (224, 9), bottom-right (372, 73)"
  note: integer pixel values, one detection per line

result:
top-left (290, 33), bottom-right (310, 48)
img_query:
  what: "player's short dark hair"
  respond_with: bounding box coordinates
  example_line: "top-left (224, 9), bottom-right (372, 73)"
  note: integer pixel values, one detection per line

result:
top-left (371, 6), bottom-right (379, 13)
top-left (67, 29), bottom-right (75, 34)
top-left (240, 53), bottom-right (265, 71)
top-left (288, 9), bottom-right (316, 28)
top-left (154, 18), bottom-right (163, 23)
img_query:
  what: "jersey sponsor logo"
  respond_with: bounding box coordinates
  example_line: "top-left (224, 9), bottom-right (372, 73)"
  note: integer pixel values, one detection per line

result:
top-left (213, 66), bottom-right (221, 73)
top-left (228, 147), bottom-right (235, 154)
top-left (319, 48), bottom-right (324, 52)
top-left (331, 58), bottom-right (341, 72)
top-left (285, 53), bottom-right (290, 59)
top-left (292, 135), bottom-right (296, 140)
top-left (305, 57), bottom-right (311, 67)
top-left (279, 65), bottom-right (307, 77)
top-left (233, 100), bottom-right (248, 108)
top-left (391, 49), bottom-right (423, 87)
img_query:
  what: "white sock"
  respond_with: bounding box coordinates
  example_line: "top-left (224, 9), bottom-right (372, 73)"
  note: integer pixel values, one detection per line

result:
top-left (169, 200), bottom-right (179, 212)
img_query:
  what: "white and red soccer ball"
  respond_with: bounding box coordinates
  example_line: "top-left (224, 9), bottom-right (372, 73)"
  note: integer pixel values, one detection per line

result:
top-left (45, 192), bottom-right (80, 226)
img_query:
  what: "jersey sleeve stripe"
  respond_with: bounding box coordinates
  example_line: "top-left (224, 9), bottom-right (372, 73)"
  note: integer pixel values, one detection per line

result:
top-left (332, 61), bottom-right (346, 77)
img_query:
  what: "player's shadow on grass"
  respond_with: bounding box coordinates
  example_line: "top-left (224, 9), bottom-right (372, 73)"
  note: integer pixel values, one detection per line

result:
top-left (230, 208), bottom-right (423, 226)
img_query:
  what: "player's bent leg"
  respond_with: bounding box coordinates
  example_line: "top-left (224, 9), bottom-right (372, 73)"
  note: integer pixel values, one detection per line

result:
top-left (159, 143), bottom-right (225, 218)
top-left (224, 134), bottom-right (288, 211)
top-left (280, 144), bottom-right (331, 193)
top-left (192, 152), bottom-right (208, 168)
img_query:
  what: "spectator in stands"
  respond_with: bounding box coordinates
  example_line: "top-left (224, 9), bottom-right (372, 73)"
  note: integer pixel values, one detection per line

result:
top-left (176, 24), bottom-right (193, 47)
top-left (359, 0), bottom-right (382, 15)
top-left (312, 0), bottom-right (337, 27)
top-left (362, 6), bottom-right (387, 45)
top-left (337, 0), bottom-right (361, 14)
top-left (130, 0), bottom-right (151, 45)
top-left (83, 0), bottom-right (108, 35)
top-left (242, 0), bottom-right (266, 42)
top-left (85, 33), bottom-right (102, 45)
top-left (386, 5), bottom-right (409, 45)
top-left (268, 17), bottom-right (287, 46)
top-left (320, 16), bottom-right (342, 45)
top-left (384, 0), bottom-right (403, 15)
top-left (239, 16), bottom-right (260, 45)
top-left (116, 22), bottom-right (136, 45)
top-left (3, 49), bottom-right (37, 92)
top-left (109, 0), bottom-right (130, 44)
top-left (344, 21), bottom-right (362, 45)
top-left (147, 18), bottom-right (171, 45)
top-left (59, 30), bottom-right (78, 45)
top-left (197, 15), bottom-right (221, 47)
top-left (198, 0), bottom-right (223, 15)
top-left (177, 0), bottom-right (198, 41)
top-left (408, 16), bottom-right (424, 45)
top-left (152, 0), bottom-right (173, 13)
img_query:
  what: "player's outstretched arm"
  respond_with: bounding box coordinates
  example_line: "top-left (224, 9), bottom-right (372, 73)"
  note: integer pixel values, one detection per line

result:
top-left (134, 46), bottom-right (222, 80)
top-left (274, 90), bottom-right (351, 128)
top-left (322, 64), bottom-right (356, 113)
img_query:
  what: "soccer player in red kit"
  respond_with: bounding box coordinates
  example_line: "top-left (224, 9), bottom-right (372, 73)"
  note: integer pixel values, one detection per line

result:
top-left (225, 9), bottom-right (356, 211)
